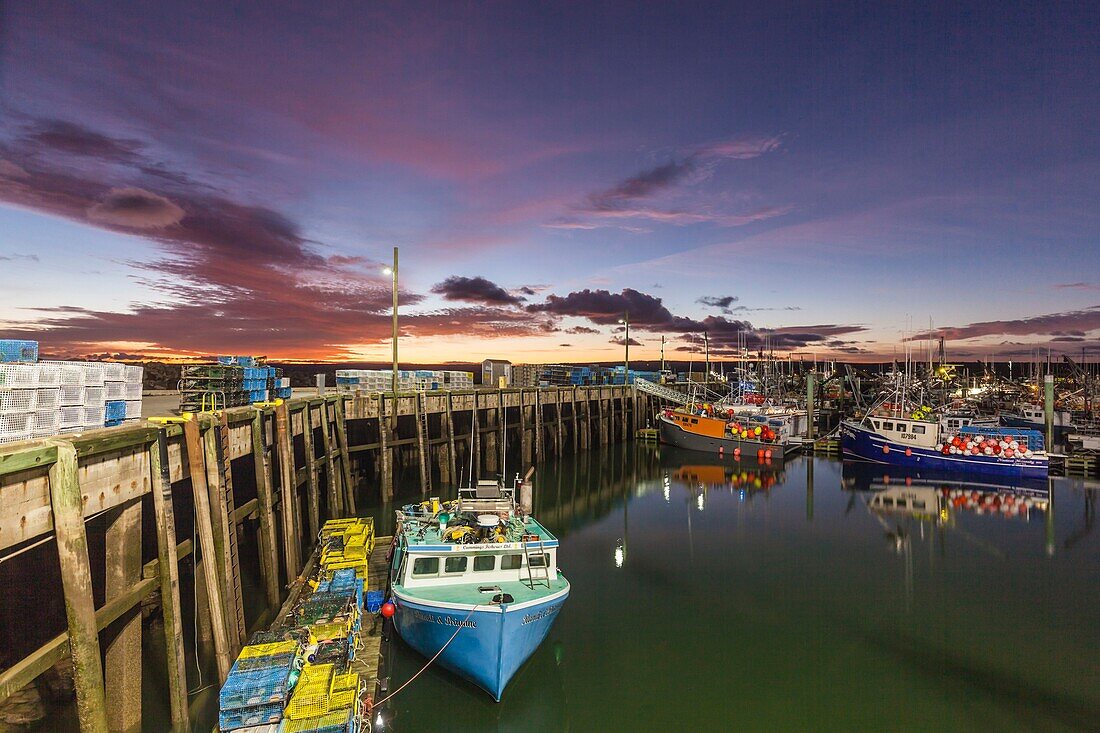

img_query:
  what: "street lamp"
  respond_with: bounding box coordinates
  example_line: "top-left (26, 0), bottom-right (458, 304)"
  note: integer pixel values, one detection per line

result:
top-left (382, 246), bottom-right (398, 396)
top-left (618, 312), bottom-right (630, 384)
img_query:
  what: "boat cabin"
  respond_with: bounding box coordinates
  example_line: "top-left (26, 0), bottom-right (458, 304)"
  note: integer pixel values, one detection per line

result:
top-left (864, 417), bottom-right (939, 448)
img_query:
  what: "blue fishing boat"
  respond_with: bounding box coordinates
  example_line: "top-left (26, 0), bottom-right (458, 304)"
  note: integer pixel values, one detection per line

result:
top-left (389, 477), bottom-right (569, 701)
top-left (840, 415), bottom-right (1048, 479)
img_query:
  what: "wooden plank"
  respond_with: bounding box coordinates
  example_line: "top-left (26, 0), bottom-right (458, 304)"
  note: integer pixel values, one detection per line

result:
top-left (182, 421), bottom-right (233, 682)
top-left (251, 411), bottom-right (281, 610)
top-left (301, 402), bottom-right (320, 538)
top-left (148, 432), bottom-right (189, 730)
top-left (333, 397), bottom-right (356, 514)
top-left (0, 444), bottom-right (56, 477)
top-left (318, 400), bottom-right (342, 519)
top-left (104, 498), bottom-right (142, 733)
top-left (274, 403), bottom-right (301, 578)
top-left (48, 440), bottom-right (108, 733)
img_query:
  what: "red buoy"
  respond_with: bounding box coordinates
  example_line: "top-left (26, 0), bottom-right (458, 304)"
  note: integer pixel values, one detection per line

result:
top-left (380, 601), bottom-right (396, 619)
top-left (882, 444), bottom-right (890, 454)
top-left (905, 448), bottom-right (912, 457)
top-left (764, 449), bottom-right (773, 459)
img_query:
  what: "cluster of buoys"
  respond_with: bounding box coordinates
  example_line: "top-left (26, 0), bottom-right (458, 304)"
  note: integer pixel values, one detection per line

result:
top-left (935, 434), bottom-right (1034, 459)
top-left (939, 488), bottom-right (1046, 517)
top-left (727, 471), bottom-right (780, 490)
top-left (726, 421), bottom-right (777, 443)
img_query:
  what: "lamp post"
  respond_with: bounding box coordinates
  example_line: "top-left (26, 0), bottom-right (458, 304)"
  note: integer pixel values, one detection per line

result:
top-left (382, 246), bottom-right (399, 397)
top-left (618, 312), bottom-right (630, 384)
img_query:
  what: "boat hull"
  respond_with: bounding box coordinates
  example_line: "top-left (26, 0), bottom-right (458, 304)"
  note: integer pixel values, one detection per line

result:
top-left (839, 421), bottom-right (1048, 479)
top-left (658, 414), bottom-right (793, 458)
top-left (392, 586), bottom-right (569, 701)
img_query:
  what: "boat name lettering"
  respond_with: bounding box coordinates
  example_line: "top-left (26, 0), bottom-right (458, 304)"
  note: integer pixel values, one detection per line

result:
top-left (411, 609), bottom-right (477, 628)
top-left (521, 603), bottom-right (562, 625)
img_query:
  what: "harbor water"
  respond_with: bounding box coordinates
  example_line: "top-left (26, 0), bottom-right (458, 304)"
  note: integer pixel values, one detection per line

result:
top-left (375, 445), bottom-right (1100, 732)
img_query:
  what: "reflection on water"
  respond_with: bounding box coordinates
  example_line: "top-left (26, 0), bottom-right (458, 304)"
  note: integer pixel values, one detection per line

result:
top-left (374, 445), bottom-right (1100, 732)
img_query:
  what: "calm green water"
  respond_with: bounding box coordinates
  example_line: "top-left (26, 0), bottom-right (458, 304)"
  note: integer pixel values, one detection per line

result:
top-left (377, 445), bottom-right (1100, 732)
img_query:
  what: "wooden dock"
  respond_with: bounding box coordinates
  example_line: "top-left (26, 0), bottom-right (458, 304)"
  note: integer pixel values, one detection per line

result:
top-left (0, 385), bottom-right (663, 733)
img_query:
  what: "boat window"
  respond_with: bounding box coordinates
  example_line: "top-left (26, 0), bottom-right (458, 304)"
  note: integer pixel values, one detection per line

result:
top-left (883, 497), bottom-right (894, 506)
top-left (501, 554), bottom-right (523, 570)
top-left (912, 425), bottom-right (926, 435)
top-left (873, 420), bottom-right (880, 429)
top-left (690, 418), bottom-right (699, 425)
top-left (412, 557), bottom-right (439, 576)
top-left (913, 500), bottom-right (926, 510)
top-left (883, 422), bottom-right (894, 431)
top-left (528, 553), bottom-right (550, 568)
top-left (473, 555), bottom-right (496, 572)
top-left (445, 556), bottom-right (468, 574)
top-left (896, 423), bottom-right (907, 432)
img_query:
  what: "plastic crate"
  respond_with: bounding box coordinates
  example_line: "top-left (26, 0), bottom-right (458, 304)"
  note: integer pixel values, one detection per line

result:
top-left (278, 708), bottom-right (353, 733)
top-left (105, 381), bottom-right (125, 400)
top-left (60, 406), bottom-right (83, 428)
top-left (284, 664), bottom-right (335, 720)
top-left (84, 386), bottom-right (105, 407)
top-left (124, 400), bottom-right (142, 419)
top-left (83, 407), bottom-right (105, 428)
top-left (0, 389), bottom-right (37, 414)
top-left (1, 412), bottom-right (33, 436)
top-left (231, 650), bottom-right (298, 673)
top-left (102, 363), bottom-right (125, 381)
top-left (122, 364), bottom-right (143, 383)
top-left (59, 385), bottom-right (85, 405)
top-left (32, 409), bottom-right (60, 434)
top-left (238, 640), bottom-right (300, 659)
top-left (34, 388), bottom-right (60, 411)
top-left (34, 364), bottom-right (62, 387)
top-left (365, 590), bottom-right (384, 614)
top-left (105, 400), bottom-right (127, 422)
top-left (0, 431), bottom-right (30, 445)
top-left (219, 664), bottom-right (293, 710)
top-left (46, 362), bottom-right (87, 386)
top-left (80, 363), bottom-right (105, 386)
top-left (0, 340), bottom-right (38, 363)
top-left (0, 364), bottom-right (38, 389)
top-left (217, 700), bottom-right (283, 731)
top-left (122, 381), bottom-right (142, 400)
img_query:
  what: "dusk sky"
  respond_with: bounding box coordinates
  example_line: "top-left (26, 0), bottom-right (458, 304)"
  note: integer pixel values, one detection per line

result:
top-left (1, 2), bottom-right (1098, 363)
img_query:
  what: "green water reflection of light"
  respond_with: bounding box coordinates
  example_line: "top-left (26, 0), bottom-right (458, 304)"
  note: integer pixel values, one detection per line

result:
top-left (376, 444), bottom-right (1100, 733)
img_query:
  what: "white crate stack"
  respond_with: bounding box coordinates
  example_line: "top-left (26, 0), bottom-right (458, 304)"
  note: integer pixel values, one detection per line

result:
top-left (0, 364), bottom-right (39, 443)
top-left (335, 368), bottom-right (475, 393)
top-left (0, 361), bottom-right (142, 442)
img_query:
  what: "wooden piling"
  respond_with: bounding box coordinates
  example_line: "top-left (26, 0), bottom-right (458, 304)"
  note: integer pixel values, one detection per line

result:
top-left (443, 392), bottom-right (457, 485)
top-left (555, 394), bottom-right (564, 457)
top-left (182, 421), bottom-right (233, 682)
top-left (534, 389), bottom-right (543, 463)
top-left (250, 411), bottom-right (281, 609)
top-left (274, 403), bottom-right (302, 581)
top-left (104, 498), bottom-right (142, 733)
top-left (300, 405), bottom-right (321, 538)
top-left (318, 400), bottom-right (342, 518)
top-left (48, 440), bottom-right (109, 733)
top-left (571, 386), bottom-right (579, 454)
top-left (378, 395), bottom-right (393, 502)
top-left (202, 419), bottom-right (245, 651)
top-left (149, 432), bottom-right (190, 730)
top-left (333, 397), bottom-right (356, 514)
top-left (415, 392), bottom-right (431, 491)
top-left (471, 398), bottom-right (482, 481)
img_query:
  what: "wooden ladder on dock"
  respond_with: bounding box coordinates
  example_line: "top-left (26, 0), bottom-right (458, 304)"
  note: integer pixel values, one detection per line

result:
top-left (214, 413), bottom-right (247, 645)
top-left (521, 536), bottom-right (551, 589)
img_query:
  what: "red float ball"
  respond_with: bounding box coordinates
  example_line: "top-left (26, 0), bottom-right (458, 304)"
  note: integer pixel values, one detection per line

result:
top-left (882, 444), bottom-right (890, 454)
top-left (905, 448), bottom-right (912, 457)
top-left (380, 601), bottom-right (396, 619)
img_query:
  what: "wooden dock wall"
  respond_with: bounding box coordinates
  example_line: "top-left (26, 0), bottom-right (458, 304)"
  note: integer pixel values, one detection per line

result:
top-left (0, 385), bottom-right (656, 732)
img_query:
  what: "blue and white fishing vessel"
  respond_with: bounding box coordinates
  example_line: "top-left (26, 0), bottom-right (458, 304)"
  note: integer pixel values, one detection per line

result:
top-left (389, 475), bottom-right (569, 701)
top-left (840, 411), bottom-right (1049, 479)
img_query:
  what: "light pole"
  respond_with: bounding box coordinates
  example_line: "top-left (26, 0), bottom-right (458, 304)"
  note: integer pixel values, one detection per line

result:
top-left (382, 246), bottom-right (399, 397)
top-left (618, 312), bottom-right (630, 383)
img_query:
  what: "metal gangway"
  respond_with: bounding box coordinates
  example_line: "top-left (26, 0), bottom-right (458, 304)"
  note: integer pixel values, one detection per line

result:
top-left (634, 377), bottom-right (690, 406)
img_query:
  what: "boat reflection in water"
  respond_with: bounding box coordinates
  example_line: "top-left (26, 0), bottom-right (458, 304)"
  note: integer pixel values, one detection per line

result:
top-left (658, 445), bottom-right (785, 501)
top-left (841, 461), bottom-right (1050, 527)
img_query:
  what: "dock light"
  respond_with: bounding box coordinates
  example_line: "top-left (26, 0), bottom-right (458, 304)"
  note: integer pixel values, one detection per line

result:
top-left (696, 493), bottom-right (705, 512)
top-left (614, 538), bottom-right (625, 568)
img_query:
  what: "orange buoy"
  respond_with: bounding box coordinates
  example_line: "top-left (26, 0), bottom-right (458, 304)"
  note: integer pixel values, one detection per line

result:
top-left (882, 444), bottom-right (890, 454)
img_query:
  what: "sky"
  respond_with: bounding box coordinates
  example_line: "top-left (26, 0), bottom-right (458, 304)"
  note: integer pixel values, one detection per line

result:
top-left (0, 1), bottom-right (1098, 364)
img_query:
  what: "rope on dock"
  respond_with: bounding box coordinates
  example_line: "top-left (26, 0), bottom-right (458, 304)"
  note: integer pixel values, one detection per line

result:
top-left (369, 603), bottom-right (481, 711)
